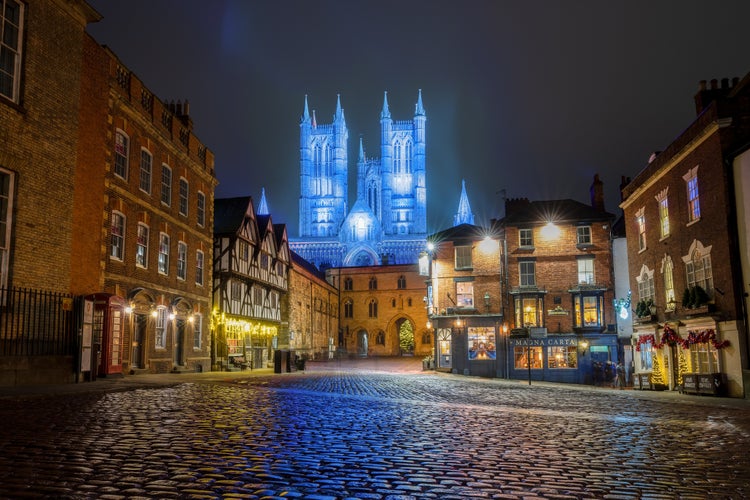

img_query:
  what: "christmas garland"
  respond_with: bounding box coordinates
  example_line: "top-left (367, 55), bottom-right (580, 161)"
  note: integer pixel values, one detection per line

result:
top-left (635, 326), bottom-right (730, 351)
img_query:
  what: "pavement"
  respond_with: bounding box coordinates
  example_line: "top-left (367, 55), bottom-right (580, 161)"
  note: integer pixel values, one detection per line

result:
top-left (0, 356), bottom-right (749, 498)
top-left (1, 356), bottom-right (748, 411)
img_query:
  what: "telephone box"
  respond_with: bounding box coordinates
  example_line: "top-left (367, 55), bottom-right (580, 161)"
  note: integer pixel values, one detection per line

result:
top-left (85, 293), bottom-right (125, 377)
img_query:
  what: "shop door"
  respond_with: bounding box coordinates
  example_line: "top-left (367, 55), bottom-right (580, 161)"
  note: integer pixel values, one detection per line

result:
top-left (590, 348), bottom-right (612, 387)
top-left (175, 319), bottom-right (186, 366)
top-left (437, 328), bottom-right (451, 369)
top-left (132, 313), bottom-right (147, 369)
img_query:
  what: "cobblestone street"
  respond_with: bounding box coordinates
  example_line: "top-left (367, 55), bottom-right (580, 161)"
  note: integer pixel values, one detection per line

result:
top-left (0, 358), bottom-right (749, 499)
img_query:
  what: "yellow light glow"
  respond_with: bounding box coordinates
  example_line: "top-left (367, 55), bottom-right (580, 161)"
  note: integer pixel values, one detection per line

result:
top-left (540, 222), bottom-right (561, 239)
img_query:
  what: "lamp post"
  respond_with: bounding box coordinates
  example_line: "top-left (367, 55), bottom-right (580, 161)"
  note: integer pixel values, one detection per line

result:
top-left (502, 322), bottom-right (509, 379)
top-left (484, 292), bottom-right (491, 313)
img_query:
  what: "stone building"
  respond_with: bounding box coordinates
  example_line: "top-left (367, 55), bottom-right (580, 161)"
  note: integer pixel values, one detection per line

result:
top-left (329, 264), bottom-right (432, 358)
top-left (621, 75), bottom-right (750, 398)
top-left (282, 252), bottom-right (339, 360)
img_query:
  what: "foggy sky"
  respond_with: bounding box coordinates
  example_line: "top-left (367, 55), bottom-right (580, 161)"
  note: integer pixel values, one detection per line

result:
top-left (86, 0), bottom-right (750, 235)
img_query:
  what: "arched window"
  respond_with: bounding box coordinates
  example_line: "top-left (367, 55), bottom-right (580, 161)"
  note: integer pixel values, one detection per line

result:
top-left (394, 141), bottom-right (402, 173)
top-left (369, 277), bottom-right (377, 290)
top-left (344, 299), bottom-right (353, 318)
top-left (397, 275), bottom-right (406, 289)
top-left (376, 331), bottom-right (385, 345)
top-left (404, 140), bottom-right (413, 173)
top-left (368, 299), bottom-right (378, 318)
top-left (344, 277), bottom-right (353, 291)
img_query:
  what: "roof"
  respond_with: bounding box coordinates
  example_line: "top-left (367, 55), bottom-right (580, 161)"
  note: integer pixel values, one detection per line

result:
top-left (500, 199), bottom-right (615, 226)
top-left (428, 223), bottom-right (496, 243)
top-left (291, 251), bottom-right (327, 280)
top-left (214, 196), bottom-right (252, 234)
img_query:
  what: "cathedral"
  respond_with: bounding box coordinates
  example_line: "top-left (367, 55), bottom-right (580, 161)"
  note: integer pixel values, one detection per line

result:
top-left (289, 91), bottom-right (428, 269)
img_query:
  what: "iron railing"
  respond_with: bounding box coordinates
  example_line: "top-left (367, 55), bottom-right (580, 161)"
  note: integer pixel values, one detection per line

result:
top-left (0, 287), bottom-right (76, 356)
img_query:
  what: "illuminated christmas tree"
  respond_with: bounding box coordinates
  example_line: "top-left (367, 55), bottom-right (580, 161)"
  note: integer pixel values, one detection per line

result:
top-left (677, 348), bottom-right (689, 386)
top-left (650, 350), bottom-right (667, 388)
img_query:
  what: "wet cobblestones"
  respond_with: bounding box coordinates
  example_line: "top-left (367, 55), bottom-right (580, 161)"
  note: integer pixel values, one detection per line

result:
top-left (0, 368), bottom-right (748, 499)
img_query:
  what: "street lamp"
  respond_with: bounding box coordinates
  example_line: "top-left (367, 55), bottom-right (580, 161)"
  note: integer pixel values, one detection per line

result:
top-left (484, 292), bottom-right (491, 313)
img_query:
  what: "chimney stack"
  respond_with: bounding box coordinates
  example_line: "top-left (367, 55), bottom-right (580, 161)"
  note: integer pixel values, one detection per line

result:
top-left (590, 173), bottom-right (605, 212)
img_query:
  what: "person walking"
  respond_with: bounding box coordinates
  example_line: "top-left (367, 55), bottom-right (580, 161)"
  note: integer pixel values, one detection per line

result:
top-left (616, 361), bottom-right (625, 389)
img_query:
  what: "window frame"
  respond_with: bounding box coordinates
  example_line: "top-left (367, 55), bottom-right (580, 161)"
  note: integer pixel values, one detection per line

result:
top-left (158, 232), bottom-right (170, 275)
top-left (0, 0), bottom-right (23, 103)
top-left (344, 299), bottom-right (353, 318)
top-left (576, 226), bottom-right (592, 246)
top-left (177, 241), bottom-right (187, 280)
top-left (684, 167), bottom-right (701, 223)
top-left (178, 177), bottom-right (189, 216)
top-left (197, 191), bottom-right (206, 227)
top-left (160, 164), bottom-right (172, 206)
top-left (110, 211), bottom-right (125, 261)
top-left (454, 245), bottom-right (472, 270)
top-left (193, 313), bottom-right (202, 349)
top-left (519, 260), bottom-right (536, 287)
top-left (139, 148), bottom-right (152, 195)
top-left (114, 130), bottom-right (129, 181)
top-left (0, 168), bottom-right (15, 289)
top-left (456, 281), bottom-right (474, 308)
top-left (155, 306), bottom-right (167, 349)
top-left (135, 223), bottom-right (149, 268)
top-left (519, 228), bottom-right (533, 247)
top-left (577, 257), bottom-right (594, 285)
top-left (196, 250), bottom-right (204, 286)
top-left (635, 207), bottom-right (646, 252)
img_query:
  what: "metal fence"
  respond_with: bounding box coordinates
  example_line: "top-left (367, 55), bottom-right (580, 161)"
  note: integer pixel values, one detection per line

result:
top-left (0, 287), bottom-right (77, 356)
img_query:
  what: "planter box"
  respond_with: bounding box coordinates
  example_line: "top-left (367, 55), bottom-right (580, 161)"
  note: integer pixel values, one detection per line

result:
top-left (697, 373), bottom-right (725, 396)
top-left (682, 374), bottom-right (698, 394)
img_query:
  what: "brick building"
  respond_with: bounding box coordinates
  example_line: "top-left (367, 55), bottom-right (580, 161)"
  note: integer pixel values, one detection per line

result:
top-left (621, 75), bottom-right (750, 398)
top-left (328, 264), bottom-right (431, 359)
top-left (425, 224), bottom-right (504, 376)
top-left (75, 35), bottom-right (217, 375)
top-left (497, 187), bottom-right (617, 385)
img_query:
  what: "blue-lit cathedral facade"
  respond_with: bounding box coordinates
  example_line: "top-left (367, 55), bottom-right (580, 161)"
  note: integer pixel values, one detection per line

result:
top-left (289, 91), bottom-right (427, 269)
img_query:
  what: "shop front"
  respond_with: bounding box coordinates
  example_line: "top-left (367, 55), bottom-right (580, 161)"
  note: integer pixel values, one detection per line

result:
top-left (509, 333), bottom-right (619, 385)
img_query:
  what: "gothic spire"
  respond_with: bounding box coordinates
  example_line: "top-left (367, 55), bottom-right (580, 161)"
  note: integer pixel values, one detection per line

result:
top-left (311, 109), bottom-right (317, 128)
top-left (415, 88), bottom-right (425, 116)
top-left (302, 94), bottom-right (310, 123)
top-left (359, 136), bottom-right (365, 161)
top-left (380, 91), bottom-right (391, 119)
top-left (454, 179), bottom-right (475, 226)
top-left (335, 93), bottom-right (343, 120)
top-left (257, 187), bottom-right (269, 215)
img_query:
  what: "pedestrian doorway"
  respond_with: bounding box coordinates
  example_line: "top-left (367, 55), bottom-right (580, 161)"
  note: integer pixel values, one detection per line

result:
top-left (437, 328), bottom-right (451, 370)
top-left (357, 329), bottom-right (368, 357)
top-left (132, 313), bottom-right (147, 369)
top-left (174, 318), bottom-right (185, 366)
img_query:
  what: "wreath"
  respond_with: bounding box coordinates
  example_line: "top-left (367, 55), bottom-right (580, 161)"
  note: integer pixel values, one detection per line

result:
top-left (635, 326), bottom-right (729, 351)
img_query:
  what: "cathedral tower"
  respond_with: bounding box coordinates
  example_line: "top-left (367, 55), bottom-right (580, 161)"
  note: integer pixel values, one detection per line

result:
top-left (292, 91), bottom-right (427, 269)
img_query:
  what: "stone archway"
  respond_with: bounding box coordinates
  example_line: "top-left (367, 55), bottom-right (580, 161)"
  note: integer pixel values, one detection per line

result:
top-left (357, 329), bottom-right (368, 357)
top-left (396, 317), bottom-right (415, 356)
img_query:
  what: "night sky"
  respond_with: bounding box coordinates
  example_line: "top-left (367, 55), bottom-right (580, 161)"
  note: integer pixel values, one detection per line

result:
top-left (86, 1), bottom-right (750, 235)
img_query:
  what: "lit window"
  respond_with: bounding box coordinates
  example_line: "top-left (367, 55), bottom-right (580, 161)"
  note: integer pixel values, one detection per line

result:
top-left (0, 1), bottom-right (23, 102)
top-left (110, 211), bottom-right (125, 261)
top-left (193, 314), bottom-right (202, 348)
top-left (635, 207), bottom-right (646, 251)
top-left (0, 169), bottom-right (15, 289)
top-left (576, 226), bottom-right (591, 246)
top-left (456, 281), bottom-right (474, 307)
top-left (638, 336), bottom-right (653, 371)
top-left (515, 296), bottom-right (542, 327)
top-left (158, 233), bottom-right (170, 275)
top-left (547, 346), bottom-right (577, 369)
top-left (662, 255), bottom-right (675, 310)
top-left (455, 246), bottom-right (472, 270)
top-left (519, 228), bottom-right (533, 247)
top-left (139, 149), bottom-right (152, 194)
top-left (114, 131), bottom-right (129, 180)
top-left (177, 242), bottom-right (187, 280)
top-left (179, 178), bottom-right (189, 216)
top-left (519, 261), bottom-right (536, 286)
top-left (195, 250), bottom-right (204, 286)
top-left (155, 307), bottom-right (167, 348)
top-left (577, 258), bottom-right (594, 284)
top-left (135, 223), bottom-right (149, 268)
top-left (197, 191), bottom-right (206, 227)
top-left (514, 346), bottom-right (542, 369)
top-left (684, 167), bottom-right (700, 222)
top-left (655, 188), bottom-right (670, 238)
top-left (574, 294), bottom-right (603, 327)
top-left (161, 165), bottom-right (172, 206)
top-left (689, 341), bottom-right (719, 374)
